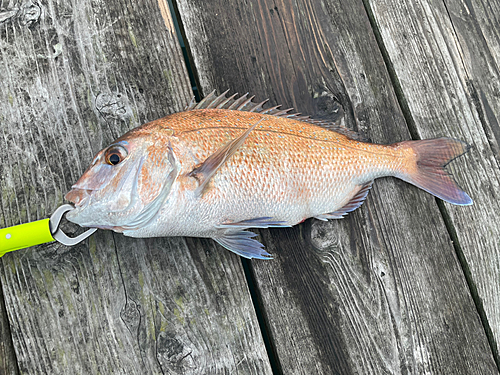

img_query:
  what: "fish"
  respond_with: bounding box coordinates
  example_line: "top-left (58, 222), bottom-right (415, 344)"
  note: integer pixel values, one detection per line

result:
top-left (65, 90), bottom-right (472, 259)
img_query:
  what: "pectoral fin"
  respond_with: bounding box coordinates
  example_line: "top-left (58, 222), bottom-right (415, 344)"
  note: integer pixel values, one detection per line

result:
top-left (213, 230), bottom-right (273, 260)
top-left (189, 118), bottom-right (263, 197)
top-left (217, 217), bottom-right (290, 229)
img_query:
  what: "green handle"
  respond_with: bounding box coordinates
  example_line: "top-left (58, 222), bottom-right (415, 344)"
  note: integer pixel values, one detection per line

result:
top-left (0, 219), bottom-right (55, 257)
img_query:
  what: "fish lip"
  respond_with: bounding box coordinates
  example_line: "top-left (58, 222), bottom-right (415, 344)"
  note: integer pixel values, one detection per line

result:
top-left (71, 182), bottom-right (98, 191)
top-left (64, 187), bottom-right (93, 208)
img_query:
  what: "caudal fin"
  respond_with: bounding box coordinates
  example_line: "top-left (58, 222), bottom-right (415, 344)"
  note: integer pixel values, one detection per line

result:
top-left (395, 138), bottom-right (472, 205)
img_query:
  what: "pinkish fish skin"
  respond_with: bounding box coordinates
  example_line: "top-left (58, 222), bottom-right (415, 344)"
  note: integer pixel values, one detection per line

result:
top-left (65, 93), bottom-right (472, 259)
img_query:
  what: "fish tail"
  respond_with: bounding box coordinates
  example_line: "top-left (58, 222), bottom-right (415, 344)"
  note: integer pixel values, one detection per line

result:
top-left (393, 137), bottom-right (472, 205)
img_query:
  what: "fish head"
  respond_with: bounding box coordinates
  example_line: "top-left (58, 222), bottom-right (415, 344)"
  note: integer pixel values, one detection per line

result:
top-left (65, 129), bottom-right (178, 232)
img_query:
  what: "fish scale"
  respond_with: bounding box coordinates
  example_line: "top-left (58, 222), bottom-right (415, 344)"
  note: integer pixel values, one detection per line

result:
top-left (65, 91), bottom-right (472, 259)
top-left (120, 110), bottom-right (405, 234)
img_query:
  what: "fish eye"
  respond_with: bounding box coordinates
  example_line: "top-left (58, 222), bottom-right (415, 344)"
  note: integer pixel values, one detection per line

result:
top-left (105, 145), bottom-right (128, 166)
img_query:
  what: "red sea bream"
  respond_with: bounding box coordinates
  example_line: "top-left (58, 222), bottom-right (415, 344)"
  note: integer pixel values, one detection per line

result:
top-left (65, 91), bottom-right (472, 259)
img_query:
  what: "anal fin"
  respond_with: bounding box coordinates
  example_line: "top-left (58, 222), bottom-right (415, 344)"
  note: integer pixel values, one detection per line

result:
top-left (315, 181), bottom-right (373, 221)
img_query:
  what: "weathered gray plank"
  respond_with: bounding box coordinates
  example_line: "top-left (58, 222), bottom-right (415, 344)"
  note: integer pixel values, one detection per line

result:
top-left (0, 278), bottom-right (18, 375)
top-left (0, 0), bottom-right (271, 373)
top-left (174, 0), bottom-right (498, 373)
top-left (366, 0), bottom-right (500, 361)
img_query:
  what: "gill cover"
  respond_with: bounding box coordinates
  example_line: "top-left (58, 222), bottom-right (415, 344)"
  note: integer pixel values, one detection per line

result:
top-left (121, 142), bottom-right (178, 230)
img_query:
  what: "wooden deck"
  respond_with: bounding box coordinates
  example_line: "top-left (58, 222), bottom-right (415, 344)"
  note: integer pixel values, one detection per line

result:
top-left (1, 0), bottom-right (499, 373)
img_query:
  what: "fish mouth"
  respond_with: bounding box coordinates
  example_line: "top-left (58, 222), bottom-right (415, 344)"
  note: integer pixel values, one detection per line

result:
top-left (65, 188), bottom-right (93, 208)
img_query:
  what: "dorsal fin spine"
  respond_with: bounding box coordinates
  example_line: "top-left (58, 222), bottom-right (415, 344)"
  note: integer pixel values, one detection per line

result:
top-left (236, 95), bottom-right (255, 111)
top-left (228, 93), bottom-right (249, 110)
top-left (185, 90), bottom-right (363, 140)
top-left (210, 89), bottom-right (231, 108)
top-left (249, 99), bottom-right (269, 112)
top-left (216, 92), bottom-right (238, 109)
top-left (195, 89), bottom-right (217, 109)
top-left (261, 105), bottom-right (281, 115)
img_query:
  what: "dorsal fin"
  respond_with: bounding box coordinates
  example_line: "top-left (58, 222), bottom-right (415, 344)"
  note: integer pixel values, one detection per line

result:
top-left (184, 90), bottom-right (365, 141)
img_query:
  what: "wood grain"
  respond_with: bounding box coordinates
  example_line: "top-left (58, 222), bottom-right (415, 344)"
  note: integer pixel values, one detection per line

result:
top-left (366, 0), bottom-right (500, 360)
top-left (0, 277), bottom-right (18, 375)
top-left (0, 0), bottom-right (271, 373)
top-left (175, 0), bottom-right (498, 373)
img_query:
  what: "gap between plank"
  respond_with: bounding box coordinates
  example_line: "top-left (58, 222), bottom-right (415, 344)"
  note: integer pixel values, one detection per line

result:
top-left (166, 1), bottom-right (281, 373)
top-left (436, 199), bottom-right (500, 370)
top-left (441, 0), bottom-right (500, 172)
top-left (439, 0), bottom-right (500, 368)
top-left (241, 258), bottom-right (283, 375)
top-left (360, 0), bottom-right (500, 371)
top-left (167, 0), bottom-right (201, 101)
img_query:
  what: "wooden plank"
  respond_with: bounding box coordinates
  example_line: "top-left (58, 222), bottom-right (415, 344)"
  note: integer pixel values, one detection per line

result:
top-left (0, 0), bottom-right (271, 373)
top-left (366, 0), bottom-right (500, 361)
top-left (445, 0), bottom-right (500, 161)
top-left (0, 278), bottom-right (18, 375)
top-left (174, 0), bottom-right (498, 373)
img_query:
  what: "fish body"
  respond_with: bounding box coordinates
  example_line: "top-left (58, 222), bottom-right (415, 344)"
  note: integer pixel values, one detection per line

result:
top-left (65, 92), bottom-right (472, 259)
